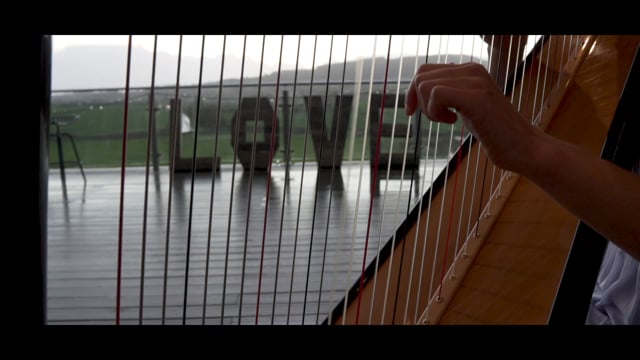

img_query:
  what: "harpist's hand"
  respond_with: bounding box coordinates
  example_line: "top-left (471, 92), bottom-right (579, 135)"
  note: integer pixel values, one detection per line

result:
top-left (406, 61), bottom-right (640, 260)
top-left (404, 62), bottom-right (538, 173)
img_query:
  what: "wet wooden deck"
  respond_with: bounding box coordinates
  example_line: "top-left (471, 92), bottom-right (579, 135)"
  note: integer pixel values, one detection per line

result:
top-left (46, 160), bottom-right (446, 324)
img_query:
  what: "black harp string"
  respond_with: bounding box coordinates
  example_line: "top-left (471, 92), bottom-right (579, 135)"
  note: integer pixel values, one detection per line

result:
top-left (256, 35), bottom-right (284, 324)
top-left (181, 34), bottom-right (207, 325)
top-left (202, 35), bottom-right (227, 324)
top-left (303, 34), bottom-right (334, 324)
top-left (221, 35), bottom-right (247, 324)
top-left (115, 35), bottom-right (133, 325)
top-left (272, 35), bottom-right (301, 325)
top-left (139, 35), bottom-right (158, 324)
top-left (302, 34), bottom-right (330, 325)
top-left (288, 35), bottom-right (318, 325)
top-left (238, 35), bottom-right (267, 324)
top-left (162, 35), bottom-right (183, 325)
top-left (316, 35), bottom-right (350, 325)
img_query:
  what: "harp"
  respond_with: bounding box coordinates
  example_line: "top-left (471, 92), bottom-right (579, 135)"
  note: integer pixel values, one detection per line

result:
top-left (39, 34), bottom-right (639, 325)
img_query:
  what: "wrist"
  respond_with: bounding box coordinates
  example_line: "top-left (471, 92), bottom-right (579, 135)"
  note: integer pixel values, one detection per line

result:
top-left (510, 126), bottom-right (552, 177)
top-left (516, 129), bottom-right (558, 180)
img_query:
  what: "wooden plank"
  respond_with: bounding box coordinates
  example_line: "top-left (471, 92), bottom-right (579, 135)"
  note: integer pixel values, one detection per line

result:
top-left (46, 161), bottom-right (442, 325)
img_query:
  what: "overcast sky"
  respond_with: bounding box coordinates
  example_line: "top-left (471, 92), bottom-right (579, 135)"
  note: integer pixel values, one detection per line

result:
top-left (53, 35), bottom-right (486, 69)
top-left (50, 35), bottom-right (540, 91)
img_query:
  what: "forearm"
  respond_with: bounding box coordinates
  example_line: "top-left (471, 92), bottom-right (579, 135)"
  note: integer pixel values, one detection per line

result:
top-left (519, 131), bottom-right (640, 260)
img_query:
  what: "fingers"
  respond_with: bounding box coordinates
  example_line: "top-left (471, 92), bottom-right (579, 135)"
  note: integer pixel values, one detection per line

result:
top-left (405, 63), bottom-right (496, 120)
top-left (425, 85), bottom-right (482, 124)
top-left (405, 63), bottom-right (459, 116)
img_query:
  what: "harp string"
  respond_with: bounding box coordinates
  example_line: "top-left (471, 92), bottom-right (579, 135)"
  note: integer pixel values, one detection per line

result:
top-left (461, 34), bottom-right (494, 261)
top-left (457, 36), bottom-right (496, 293)
top-left (181, 34), bottom-right (206, 325)
top-left (437, 123), bottom-right (466, 301)
top-left (238, 35), bottom-right (267, 324)
top-left (434, 35), bottom-right (465, 300)
top-left (346, 59), bottom-right (363, 163)
top-left (289, 35), bottom-right (318, 324)
top-left (161, 35), bottom-right (183, 325)
top-left (437, 36), bottom-right (471, 299)
top-left (116, 35), bottom-right (133, 325)
top-left (221, 34), bottom-right (247, 324)
top-left (371, 35), bottom-right (413, 325)
top-left (539, 35), bottom-right (553, 119)
top-left (355, 35), bottom-right (393, 324)
top-left (250, 34), bottom-right (276, 325)
top-left (472, 34), bottom-right (499, 240)
top-left (480, 35), bottom-right (521, 231)
top-left (422, 35), bottom-right (506, 319)
top-left (296, 35), bottom-right (318, 324)
top-left (452, 35), bottom-right (479, 277)
top-left (406, 35), bottom-right (437, 323)
top-left (464, 126), bottom-right (483, 244)
top-left (557, 36), bottom-right (567, 91)
top-left (531, 36), bottom-right (546, 127)
top-left (341, 35), bottom-right (378, 325)
top-left (395, 34), bottom-right (427, 325)
top-left (255, 35), bottom-right (284, 325)
top-left (484, 35), bottom-right (509, 223)
top-left (300, 35), bottom-right (335, 325)
top-left (496, 35), bottom-right (526, 201)
top-left (316, 35), bottom-right (351, 325)
top-left (487, 36), bottom-right (516, 221)
top-left (202, 35), bottom-right (227, 324)
top-left (284, 35), bottom-right (304, 325)
top-left (412, 117), bottom-right (435, 321)
top-left (327, 40), bottom-right (362, 326)
top-left (138, 35), bottom-right (158, 324)
top-left (426, 35), bottom-right (452, 312)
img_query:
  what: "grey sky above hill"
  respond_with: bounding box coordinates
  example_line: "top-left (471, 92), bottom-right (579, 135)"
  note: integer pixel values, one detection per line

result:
top-left (52, 44), bottom-right (487, 91)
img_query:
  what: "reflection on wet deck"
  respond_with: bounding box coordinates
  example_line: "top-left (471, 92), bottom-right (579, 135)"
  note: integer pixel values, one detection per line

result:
top-left (47, 160), bottom-right (446, 324)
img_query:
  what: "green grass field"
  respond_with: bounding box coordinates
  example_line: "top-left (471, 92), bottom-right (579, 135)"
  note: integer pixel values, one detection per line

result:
top-left (49, 97), bottom-right (463, 169)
